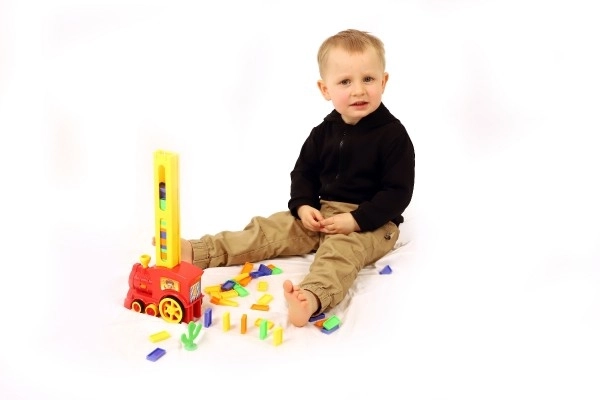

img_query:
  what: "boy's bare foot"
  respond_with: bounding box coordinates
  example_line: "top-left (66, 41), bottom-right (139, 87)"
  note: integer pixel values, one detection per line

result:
top-left (283, 280), bottom-right (318, 327)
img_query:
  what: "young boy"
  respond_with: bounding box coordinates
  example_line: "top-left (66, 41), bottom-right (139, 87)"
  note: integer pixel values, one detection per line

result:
top-left (177, 29), bottom-right (415, 327)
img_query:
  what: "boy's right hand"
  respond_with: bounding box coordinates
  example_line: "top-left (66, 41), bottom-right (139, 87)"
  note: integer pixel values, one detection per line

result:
top-left (297, 205), bottom-right (324, 232)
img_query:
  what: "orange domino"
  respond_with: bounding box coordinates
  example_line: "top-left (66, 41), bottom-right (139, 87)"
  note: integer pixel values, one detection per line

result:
top-left (314, 319), bottom-right (326, 328)
top-left (241, 314), bottom-right (247, 334)
top-left (241, 262), bottom-right (254, 274)
top-left (250, 304), bottom-right (269, 311)
top-left (238, 276), bottom-right (252, 287)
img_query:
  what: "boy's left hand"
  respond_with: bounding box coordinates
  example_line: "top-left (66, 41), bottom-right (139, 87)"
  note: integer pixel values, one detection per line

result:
top-left (319, 213), bottom-right (360, 235)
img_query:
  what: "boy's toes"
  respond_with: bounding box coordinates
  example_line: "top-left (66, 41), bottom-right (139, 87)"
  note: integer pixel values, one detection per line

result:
top-left (283, 280), bottom-right (294, 293)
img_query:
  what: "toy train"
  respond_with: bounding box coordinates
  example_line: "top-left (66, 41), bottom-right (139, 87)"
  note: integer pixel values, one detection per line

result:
top-left (124, 254), bottom-right (203, 323)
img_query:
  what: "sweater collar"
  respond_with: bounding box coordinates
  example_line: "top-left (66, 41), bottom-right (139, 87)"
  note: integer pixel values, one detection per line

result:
top-left (323, 103), bottom-right (398, 131)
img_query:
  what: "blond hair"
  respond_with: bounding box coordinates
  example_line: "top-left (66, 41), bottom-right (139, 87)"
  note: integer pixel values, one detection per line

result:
top-left (317, 29), bottom-right (386, 77)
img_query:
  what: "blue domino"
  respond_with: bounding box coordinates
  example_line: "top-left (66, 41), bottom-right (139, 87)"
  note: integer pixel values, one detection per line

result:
top-left (146, 347), bottom-right (166, 361)
top-left (258, 264), bottom-right (272, 275)
top-left (309, 313), bottom-right (326, 322)
top-left (204, 308), bottom-right (212, 327)
top-left (379, 265), bottom-right (392, 275)
top-left (321, 325), bottom-right (340, 335)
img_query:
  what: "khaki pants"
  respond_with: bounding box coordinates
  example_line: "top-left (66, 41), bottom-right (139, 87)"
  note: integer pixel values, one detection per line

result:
top-left (189, 200), bottom-right (399, 314)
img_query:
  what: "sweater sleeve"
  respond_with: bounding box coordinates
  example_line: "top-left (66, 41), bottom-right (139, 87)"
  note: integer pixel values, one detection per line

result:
top-left (288, 129), bottom-right (322, 217)
top-left (351, 129), bottom-right (415, 231)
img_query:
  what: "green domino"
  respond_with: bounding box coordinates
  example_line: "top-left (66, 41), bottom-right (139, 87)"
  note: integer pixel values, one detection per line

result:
top-left (233, 283), bottom-right (249, 297)
top-left (270, 267), bottom-right (283, 274)
top-left (323, 315), bottom-right (340, 331)
top-left (259, 319), bottom-right (268, 340)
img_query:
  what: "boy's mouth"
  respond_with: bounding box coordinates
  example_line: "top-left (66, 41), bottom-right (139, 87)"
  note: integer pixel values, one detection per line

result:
top-left (351, 101), bottom-right (368, 106)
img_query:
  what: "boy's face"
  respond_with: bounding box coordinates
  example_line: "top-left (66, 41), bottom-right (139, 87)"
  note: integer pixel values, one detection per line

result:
top-left (317, 46), bottom-right (388, 125)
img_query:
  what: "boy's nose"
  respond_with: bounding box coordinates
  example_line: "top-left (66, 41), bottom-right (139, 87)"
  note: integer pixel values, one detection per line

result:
top-left (351, 82), bottom-right (365, 95)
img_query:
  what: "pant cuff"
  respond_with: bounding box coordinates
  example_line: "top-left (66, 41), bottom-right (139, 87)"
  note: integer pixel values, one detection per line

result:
top-left (189, 238), bottom-right (210, 269)
top-left (299, 283), bottom-right (330, 316)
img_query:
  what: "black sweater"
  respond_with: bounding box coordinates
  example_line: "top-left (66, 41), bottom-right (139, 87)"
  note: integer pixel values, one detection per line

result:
top-left (288, 103), bottom-right (415, 232)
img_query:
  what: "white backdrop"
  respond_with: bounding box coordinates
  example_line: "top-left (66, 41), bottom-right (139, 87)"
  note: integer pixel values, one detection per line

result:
top-left (1, 0), bottom-right (599, 399)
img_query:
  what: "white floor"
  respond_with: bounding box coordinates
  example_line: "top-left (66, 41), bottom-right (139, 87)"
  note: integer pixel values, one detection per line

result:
top-left (1, 1), bottom-right (599, 399)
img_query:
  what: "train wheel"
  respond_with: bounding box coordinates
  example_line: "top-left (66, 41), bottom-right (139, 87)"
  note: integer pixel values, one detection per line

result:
top-left (145, 303), bottom-right (158, 317)
top-left (158, 297), bottom-right (184, 323)
top-left (131, 300), bottom-right (145, 313)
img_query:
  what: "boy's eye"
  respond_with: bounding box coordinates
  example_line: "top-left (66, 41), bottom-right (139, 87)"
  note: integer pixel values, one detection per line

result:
top-left (364, 76), bottom-right (375, 82)
top-left (340, 79), bottom-right (351, 85)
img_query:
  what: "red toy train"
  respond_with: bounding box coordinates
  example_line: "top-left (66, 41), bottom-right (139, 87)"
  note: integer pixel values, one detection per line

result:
top-left (124, 254), bottom-right (203, 323)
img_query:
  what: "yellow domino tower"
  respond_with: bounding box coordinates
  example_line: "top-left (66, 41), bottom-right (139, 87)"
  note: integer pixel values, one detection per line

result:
top-left (154, 150), bottom-right (181, 269)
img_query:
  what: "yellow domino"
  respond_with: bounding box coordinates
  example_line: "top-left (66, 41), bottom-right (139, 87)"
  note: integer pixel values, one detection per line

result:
top-left (257, 281), bottom-right (268, 292)
top-left (204, 285), bottom-right (222, 294)
top-left (233, 272), bottom-right (250, 282)
top-left (153, 151), bottom-right (180, 269)
top-left (273, 326), bottom-right (283, 346)
top-left (254, 318), bottom-right (274, 329)
top-left (221, 290), bottom-right (239, 299)
top-left (223, 311), bottom-right (230, 331)
top-left (149, 330), bottom-right (171, 343)
top-left (257, 294), bottom-right (273, 305)
top-left (218, 298), bottom-right (239, 307)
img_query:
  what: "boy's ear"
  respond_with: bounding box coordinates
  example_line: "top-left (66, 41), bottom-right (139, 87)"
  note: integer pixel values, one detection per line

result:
top-left (317, 80), bottom-right (331, 100)
top-left (381, 72), bottom-right (389, 92)
top-left (381, 72), bottom-right (390, 93)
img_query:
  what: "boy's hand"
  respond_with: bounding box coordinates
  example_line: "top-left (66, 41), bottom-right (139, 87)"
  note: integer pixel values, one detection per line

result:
top-left (319, 212), bottom-right (360, 235)
top-left (297, 205), bottom-right (324, 232)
